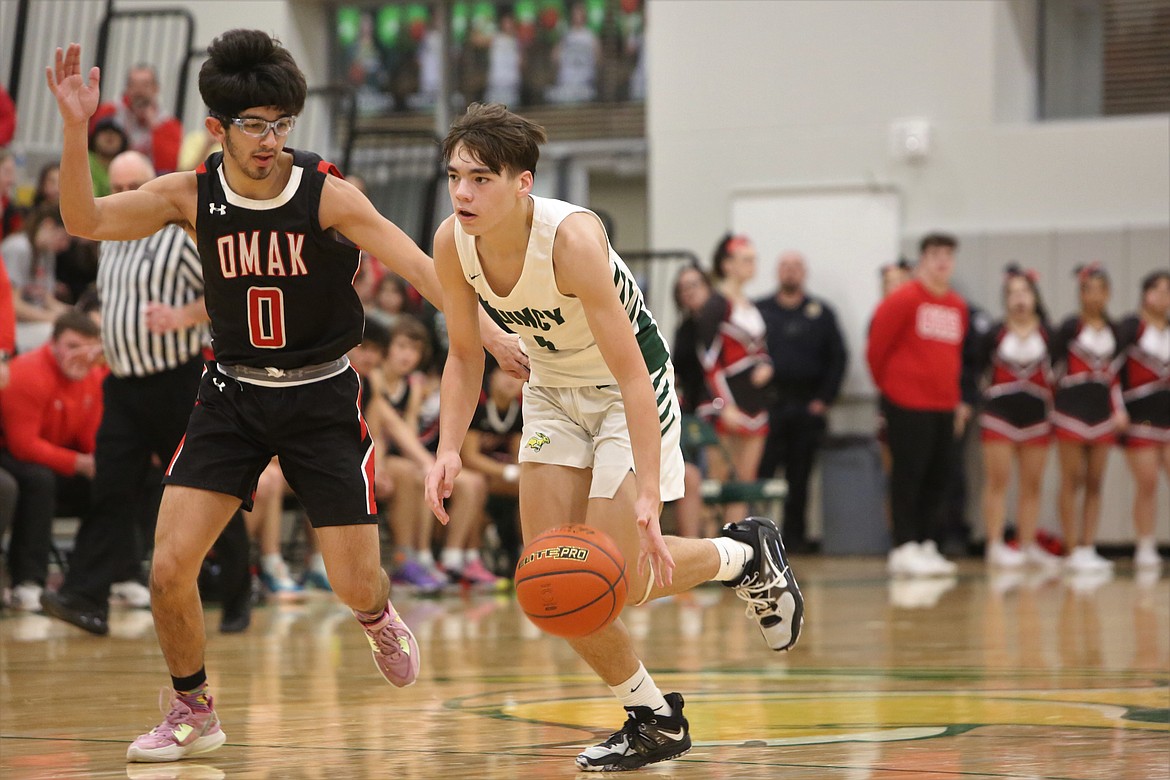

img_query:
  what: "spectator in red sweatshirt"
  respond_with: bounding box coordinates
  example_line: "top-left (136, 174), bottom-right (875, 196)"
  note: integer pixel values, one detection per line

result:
top-left (867, 233), bottom-right (968, 579)
top-left (0, 310), bottom-right (105, 611)
top-left (90, 64), bottom-right (182, 174)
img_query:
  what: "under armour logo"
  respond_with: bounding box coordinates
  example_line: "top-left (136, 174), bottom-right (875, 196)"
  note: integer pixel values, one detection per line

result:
top-left (209, 203), bottom-right (227, 215)
top-left (212, 378), bottom-right (225, 392)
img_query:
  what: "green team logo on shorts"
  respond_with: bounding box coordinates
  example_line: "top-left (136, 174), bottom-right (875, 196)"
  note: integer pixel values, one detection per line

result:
top-left (525, 432), bottom-right (551, 452)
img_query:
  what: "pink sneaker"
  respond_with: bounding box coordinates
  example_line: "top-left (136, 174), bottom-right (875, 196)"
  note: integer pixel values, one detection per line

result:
top-left (357, 603), bottom-right (420, 687)
top-left (460, 558), bottom-right (506, 591)
top-left (126, 688), bottom-right (226, 763)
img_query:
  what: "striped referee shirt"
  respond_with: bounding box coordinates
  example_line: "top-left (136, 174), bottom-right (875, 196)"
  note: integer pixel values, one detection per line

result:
top-left (97, 224), bottom-right (207, 378)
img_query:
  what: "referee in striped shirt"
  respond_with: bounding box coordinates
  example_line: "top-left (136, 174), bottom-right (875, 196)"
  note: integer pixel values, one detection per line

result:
top-left (42, 151), bottom-right (250, 634)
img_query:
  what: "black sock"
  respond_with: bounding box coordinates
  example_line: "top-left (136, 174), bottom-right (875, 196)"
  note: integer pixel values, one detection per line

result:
top-left (172, 668), bottom-right (208, 693)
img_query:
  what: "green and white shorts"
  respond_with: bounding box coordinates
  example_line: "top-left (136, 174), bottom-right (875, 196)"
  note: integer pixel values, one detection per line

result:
top-left (519, 379), bottom-right (686, 502)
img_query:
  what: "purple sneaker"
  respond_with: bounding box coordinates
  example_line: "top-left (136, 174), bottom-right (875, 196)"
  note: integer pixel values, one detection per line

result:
top-left (391, 560), bottom-right (445, 594)
top-left (357, 603), bottom-right (420, 687)
top-left (126, 689), bottom-right (226, 763)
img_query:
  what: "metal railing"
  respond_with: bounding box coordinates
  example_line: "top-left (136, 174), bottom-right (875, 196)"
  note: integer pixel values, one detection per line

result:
top-left (344, 128), bottom-right (444, 248)
top-left (94, 7), bottom-right (194, 124)
top-left (3, 0), bottom-right (111, 154)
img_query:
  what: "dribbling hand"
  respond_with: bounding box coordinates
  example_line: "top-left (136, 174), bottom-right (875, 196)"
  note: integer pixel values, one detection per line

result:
top-left (634, 498), bottom-right (674, 589)
top-left (425, 451), bottom-right (462, 525)
top-left (46, 44), bottom-right (101, 126)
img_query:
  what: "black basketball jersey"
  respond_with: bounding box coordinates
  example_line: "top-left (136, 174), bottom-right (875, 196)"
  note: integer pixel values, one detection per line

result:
top-left (195, 149), bottom-right (363, 369)
top-left (470, 391), bottom-right (523, 458)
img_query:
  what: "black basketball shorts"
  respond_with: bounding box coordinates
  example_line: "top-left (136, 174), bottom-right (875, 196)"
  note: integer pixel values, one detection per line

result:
top-left (164, 363), bottom-right (377, 526)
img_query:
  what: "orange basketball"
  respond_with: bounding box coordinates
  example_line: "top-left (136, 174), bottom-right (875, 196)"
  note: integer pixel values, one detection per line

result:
top-left (514, 525), bottom-right (628, 638)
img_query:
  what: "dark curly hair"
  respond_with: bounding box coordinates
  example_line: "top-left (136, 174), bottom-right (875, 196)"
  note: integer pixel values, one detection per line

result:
top-left (199, 29), bottom-right (307, 119)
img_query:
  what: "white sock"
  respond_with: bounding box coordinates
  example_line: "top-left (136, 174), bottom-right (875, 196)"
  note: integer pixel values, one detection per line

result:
top-left (440, 547), bottom-right (464, 572)
top-left (1137, 537), bottom-right (1158, 554)
top-left (465, 548), bottom-right (482, 564)
top-left (308, 552), bottom-right (327, 575)
top-left (708, 537), bottom-right (754, 582)
top-left (261, 553), bottom-right (285, 575)
top-left (417, 548), bottom-right (435, 566)
top-left (610, 663), bottom-right (670, 716)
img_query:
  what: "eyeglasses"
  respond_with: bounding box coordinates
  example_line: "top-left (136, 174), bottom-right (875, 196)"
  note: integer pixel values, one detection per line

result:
top-left (214, 114), bottom-right (296, 138)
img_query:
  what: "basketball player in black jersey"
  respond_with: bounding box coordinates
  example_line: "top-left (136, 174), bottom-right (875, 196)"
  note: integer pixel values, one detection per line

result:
top-left (47, 31), bottom-right (525, 764)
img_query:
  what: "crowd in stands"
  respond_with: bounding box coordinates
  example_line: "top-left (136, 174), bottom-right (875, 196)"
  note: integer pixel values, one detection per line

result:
top-left (1, 58), bottom-right (1167, 629)
top-left (338, 0), bottom-right (645, 114)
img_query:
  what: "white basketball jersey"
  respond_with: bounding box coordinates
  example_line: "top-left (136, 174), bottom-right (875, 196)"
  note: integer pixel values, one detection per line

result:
top-left (453, 196), bottom-right (671, 391)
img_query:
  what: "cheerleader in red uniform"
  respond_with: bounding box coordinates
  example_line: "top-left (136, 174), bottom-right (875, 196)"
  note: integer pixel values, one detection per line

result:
top-left (695, 234), bottom-right (773, 523)
top-left (1119, 270), bottom-right (1170, 569)
top-left (978, 266), bottom-right (1058, 569)
top-left (1050, 264), bottom-right (1127, 573)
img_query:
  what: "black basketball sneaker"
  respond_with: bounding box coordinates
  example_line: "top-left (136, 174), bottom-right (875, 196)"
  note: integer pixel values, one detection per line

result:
top-left (575, 692), bottom-right (691, 772)
top-left (721, 516), bottom-right (804, 652)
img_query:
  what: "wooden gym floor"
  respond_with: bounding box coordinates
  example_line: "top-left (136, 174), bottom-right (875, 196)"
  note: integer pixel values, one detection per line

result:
top-left (0, 557), bottom-right (1166, 779)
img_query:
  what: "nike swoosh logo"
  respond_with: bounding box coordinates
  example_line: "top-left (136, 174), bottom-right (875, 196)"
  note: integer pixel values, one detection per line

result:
top-left (657, 727), bottom-right (686, 740)
top-left (629, 679), bottom-right (644, 694)
top-left (469, 273), bottom-right (482, 280)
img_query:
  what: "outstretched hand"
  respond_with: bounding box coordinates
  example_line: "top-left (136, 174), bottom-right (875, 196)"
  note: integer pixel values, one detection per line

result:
top-left (45, 44), bottom-right (101, 126)
top-left (634, 498), bottom-right (674, 590)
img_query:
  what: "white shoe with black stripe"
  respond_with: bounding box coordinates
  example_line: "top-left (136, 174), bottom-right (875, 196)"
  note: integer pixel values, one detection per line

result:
top-left (721, 517), bottom-right (804, 652)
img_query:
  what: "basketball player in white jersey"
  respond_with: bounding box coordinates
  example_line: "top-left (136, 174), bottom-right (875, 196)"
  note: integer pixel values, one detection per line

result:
top-left (425, 103), bottom-right (804, 772)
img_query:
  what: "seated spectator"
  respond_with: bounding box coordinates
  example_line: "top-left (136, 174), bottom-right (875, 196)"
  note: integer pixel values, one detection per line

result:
top-left (1, 148), bottom-right (21, 239)
top-left (90, 64), bottom-right (183, 174)
top-left (353, 249), bottom-right (384, 311)
top-left (34, 159), bottom-right (98, 304)
top-left (33, 162), bottom-right (60, 208)
top-left (88, 117), bottom-right (129, 198)
top-left (241, 459), bottom-right (308, 602)
top-left (366, 272), bottom-right (413, 332)
top-left (0, 204), bottom-right (71, 352)
top-left (416, 366), bottom-right (496, 588)
top-left (460, 358), bottom-right (525, 575)
top-left (0, 311), bottom-right (104, 611)
top-left (348, 319), bottom-right (437, 591)
top-left (369, 315), bottom-right (490, 589)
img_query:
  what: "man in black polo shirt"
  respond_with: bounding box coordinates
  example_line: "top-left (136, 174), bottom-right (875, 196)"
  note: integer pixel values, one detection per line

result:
top-left (756, 250), bottom-right (847, 552)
